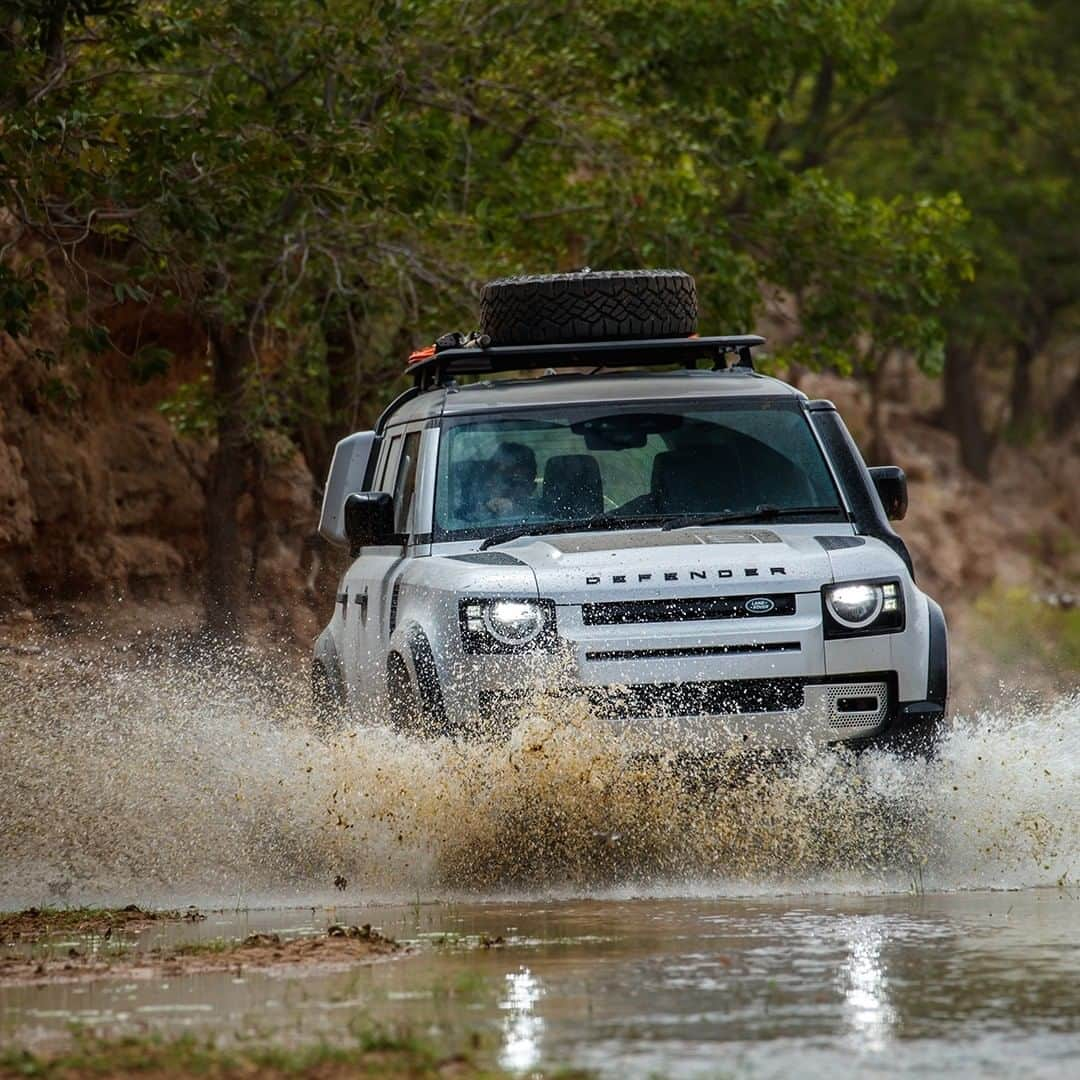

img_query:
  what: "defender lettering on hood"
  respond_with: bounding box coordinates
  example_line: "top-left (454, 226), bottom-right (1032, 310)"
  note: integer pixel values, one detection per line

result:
top-left (585, 566), bottom-right (788, 584)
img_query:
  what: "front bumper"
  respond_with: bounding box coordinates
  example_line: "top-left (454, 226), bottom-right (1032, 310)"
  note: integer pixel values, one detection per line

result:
top-left (476, 672), bottom-right (897, 747)
top-left (441, 590), bottom-right (936, 749)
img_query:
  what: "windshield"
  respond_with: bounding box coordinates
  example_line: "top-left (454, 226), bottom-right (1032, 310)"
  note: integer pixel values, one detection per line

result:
top-left (432, 399), bottom-right (843, 541)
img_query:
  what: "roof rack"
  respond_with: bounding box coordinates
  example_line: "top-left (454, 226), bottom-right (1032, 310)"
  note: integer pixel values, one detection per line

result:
top-left (407, 334), bottom-right (766, 389)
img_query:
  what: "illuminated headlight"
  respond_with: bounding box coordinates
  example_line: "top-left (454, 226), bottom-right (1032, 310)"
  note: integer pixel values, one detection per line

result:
top-left (822, 580), bottom-right (904, 638)
top-left (460, 598), bottom-right (555, 653)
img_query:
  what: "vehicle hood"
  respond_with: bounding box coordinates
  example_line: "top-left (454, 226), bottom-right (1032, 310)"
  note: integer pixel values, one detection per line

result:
top-left (495, 526), bottom-right (838, 603)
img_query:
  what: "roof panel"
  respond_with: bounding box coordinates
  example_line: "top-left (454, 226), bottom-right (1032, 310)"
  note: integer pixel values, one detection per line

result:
top-left (439, 369), bottom-right (802, 415)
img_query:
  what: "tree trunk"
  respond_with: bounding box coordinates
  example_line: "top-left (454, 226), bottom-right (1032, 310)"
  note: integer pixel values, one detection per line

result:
top-left (866, 354), bottom-right (893, 465)
top-left (1051, 369), bottom-right (1080, 437)
top-left (1008, 338), bottom-right (1036, 438)
top-left (942, 343), bottom-right (993, 481)
top-left (204, 323), bottom-right (252, 642)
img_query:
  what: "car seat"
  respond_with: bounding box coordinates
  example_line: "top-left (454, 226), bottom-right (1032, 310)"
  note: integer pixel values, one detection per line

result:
top-left (651, 448), bottom-right (745, 515)
top-left (452, 458), bottom-right (491, 522)
top-left (542, 454), bottom-right (604, 520)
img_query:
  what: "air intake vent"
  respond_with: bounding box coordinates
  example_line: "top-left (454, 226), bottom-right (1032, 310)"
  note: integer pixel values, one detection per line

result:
top-left (582, 593), bottom-right (796, 626)
top-left (586, 642), bottom-right (800, 662)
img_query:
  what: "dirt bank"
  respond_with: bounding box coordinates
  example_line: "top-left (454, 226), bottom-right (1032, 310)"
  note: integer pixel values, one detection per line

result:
top-left (0, 923), bottom-right (400, 987)
top-left (0, 222), bottom-right (322, 645)
top-left (0, 904), bottom-right (204, 943)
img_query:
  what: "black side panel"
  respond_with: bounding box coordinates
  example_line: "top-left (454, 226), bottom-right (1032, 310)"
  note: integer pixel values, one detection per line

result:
top-left (926, 597), bottom-right (949, 708)
top-left (806, 402), bottom-right (914, 577)
top-left (815, 535), bottom-right (865, 551)
top-left (449, 552), bottom-right (528, 566)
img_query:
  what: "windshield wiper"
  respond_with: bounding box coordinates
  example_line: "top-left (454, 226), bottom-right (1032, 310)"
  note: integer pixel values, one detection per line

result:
top-left (660, 504), bottom-right (846, 531)
top-left (479, 515), bottom-right (662, 550)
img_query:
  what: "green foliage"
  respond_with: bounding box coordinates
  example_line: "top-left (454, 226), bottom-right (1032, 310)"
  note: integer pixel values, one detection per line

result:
top-left (0, 0), bottom-right (1005, 444)
top-left (158, 373), bottom-right (214, 436)
top-left (0, 263), bottom-right (47, 338)
top-left (834, 1), bottom-right (1080, 354)
top-left (973, 586), bottom-right (1080, 675)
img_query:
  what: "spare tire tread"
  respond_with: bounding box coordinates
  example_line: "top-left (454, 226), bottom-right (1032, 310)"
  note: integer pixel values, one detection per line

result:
top-left (480, 269), bottom-right (697, 346)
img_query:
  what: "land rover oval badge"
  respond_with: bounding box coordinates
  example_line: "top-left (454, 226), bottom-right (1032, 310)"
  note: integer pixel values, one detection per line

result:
top-left (745, 597), bottom-right (775, 614)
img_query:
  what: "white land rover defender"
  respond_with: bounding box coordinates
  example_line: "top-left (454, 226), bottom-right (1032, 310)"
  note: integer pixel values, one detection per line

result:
top-left (313, 270), bottom-right (948, 755)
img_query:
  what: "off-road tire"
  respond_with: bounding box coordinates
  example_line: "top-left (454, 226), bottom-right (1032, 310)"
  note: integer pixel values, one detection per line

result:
top-left (311, 658), bottom-right (346, 737)
top-left (479, 269), bottom-right (697, 346)
top-left (388, 646), bottom-right (450, 739)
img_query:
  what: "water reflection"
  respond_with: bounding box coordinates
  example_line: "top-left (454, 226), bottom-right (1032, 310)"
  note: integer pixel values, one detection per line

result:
top-left (499, 966), bottom-right (544, 1071)
top-left (839, 918), bottom-right (896, 1051)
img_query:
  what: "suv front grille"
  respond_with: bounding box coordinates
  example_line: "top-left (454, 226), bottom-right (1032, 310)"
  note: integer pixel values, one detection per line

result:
top-left (477, 675), bottom-right (896, 726)
top-left (478, 678), bottom-right (806, 722)
top-left (581, 593), bottom-right (797, 625)
top-left (586, 678), bottom-right (805, 717)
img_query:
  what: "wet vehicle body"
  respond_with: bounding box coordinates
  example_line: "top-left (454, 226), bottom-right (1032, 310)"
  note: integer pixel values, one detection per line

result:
top-left (313, 276), bottom-right (947, 754)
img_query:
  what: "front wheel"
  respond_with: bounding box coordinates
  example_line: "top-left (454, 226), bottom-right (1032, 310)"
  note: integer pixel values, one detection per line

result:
top-left (387, 651), bottom-right (449, 738)
top-left (311, 659), bottom-right (346, 737)
top-left (862, 708), bottom-right (947, 760)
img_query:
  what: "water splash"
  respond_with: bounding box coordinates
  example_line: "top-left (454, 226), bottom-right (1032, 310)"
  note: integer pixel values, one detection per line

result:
top-left (1, 639), bottom-right (1076, 908)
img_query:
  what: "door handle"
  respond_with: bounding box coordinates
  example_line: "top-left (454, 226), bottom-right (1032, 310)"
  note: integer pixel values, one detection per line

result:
top-left (354, 589), bottom-right (369, 625)
top-left (337, 591), bottom-right (349, 619)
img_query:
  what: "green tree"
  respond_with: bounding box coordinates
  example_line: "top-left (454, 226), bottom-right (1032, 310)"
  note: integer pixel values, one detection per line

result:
top-left (825, 0), bottom-right (1080, 476)
top-left (1, 0), bottom-right (974, 635)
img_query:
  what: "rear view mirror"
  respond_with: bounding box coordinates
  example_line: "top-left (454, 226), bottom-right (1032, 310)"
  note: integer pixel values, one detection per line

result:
top-left (571, 412), bottom-right (682, 451)
top-left (344, 491), bottom-right (395, 553)
top-left (869, 466), bottom-right (908, 521)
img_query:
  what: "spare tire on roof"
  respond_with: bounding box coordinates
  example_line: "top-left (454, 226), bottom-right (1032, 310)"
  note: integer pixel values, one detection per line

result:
top-left (479, 268), bottom-right (697, 346)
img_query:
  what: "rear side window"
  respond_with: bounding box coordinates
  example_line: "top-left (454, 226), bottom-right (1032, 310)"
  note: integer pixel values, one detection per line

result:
top-left (376, 434), bottom-right (401, 493)
top-left (393, 430), bottom-right (422, 534)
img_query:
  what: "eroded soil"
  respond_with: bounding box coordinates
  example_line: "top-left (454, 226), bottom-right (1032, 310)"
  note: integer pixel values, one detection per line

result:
top-left (0, 924), bottom-right (399, 987)
top-left (0, 904), bottom-right (204, 943)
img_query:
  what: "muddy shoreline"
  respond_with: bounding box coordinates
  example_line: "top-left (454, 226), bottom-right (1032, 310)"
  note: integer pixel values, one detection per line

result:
top-left (0, 904), bottom-right (206, 943)
top-left (0, 908), bottom-right (401, 987)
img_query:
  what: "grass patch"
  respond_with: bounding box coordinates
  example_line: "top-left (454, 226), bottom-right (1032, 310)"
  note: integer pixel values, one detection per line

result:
top-left (973, 585), bottom-right (1080, 675)
top-left (165, 937), bottom-right (235, 957)
top-left (0, 1027), bottom-right (531, 1078)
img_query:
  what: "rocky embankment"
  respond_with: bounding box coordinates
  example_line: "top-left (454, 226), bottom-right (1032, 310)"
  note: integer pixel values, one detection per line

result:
top-left (0, 234), bottom-right (321, 644)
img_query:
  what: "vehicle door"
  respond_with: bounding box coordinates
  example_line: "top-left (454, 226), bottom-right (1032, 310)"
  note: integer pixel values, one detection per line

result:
top-left (341, 425), bottom-right (424, 706)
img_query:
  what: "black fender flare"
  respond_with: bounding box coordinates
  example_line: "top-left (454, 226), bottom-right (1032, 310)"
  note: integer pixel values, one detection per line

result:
top-left (389, 625), bottom-right (447, 726)
top-left (313, 627), bottom-right (346, 703)
top-left (926, 597), bottom-right (949, 710)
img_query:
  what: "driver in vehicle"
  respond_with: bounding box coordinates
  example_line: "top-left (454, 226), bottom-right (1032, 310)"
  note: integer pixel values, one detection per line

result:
top-left (480, 441), bottom-right (539, 519)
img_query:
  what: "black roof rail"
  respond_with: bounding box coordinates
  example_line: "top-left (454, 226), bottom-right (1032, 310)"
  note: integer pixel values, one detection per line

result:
top-left (407, 334), bottom-right (766, 389)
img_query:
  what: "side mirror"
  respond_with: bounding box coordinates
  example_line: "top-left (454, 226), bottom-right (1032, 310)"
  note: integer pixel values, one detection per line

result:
top-left (869, 466), bottom-right (908, 521)
top-left (344, 491), bottom-right (395, 553)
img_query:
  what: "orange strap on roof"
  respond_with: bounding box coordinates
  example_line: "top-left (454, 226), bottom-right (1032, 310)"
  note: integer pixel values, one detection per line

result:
top-left (407, 344), bottom-right (436, 365)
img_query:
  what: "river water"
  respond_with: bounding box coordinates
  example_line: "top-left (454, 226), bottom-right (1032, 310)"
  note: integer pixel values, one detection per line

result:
top-left (1, 642), bottom-right (1078, 1074)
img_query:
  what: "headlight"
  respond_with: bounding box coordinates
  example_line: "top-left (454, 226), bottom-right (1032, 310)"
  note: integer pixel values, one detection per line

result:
top-left (483, 600), bottom-right (544, 645)
top-left (460, 598), bottom-right (555, 653)
top-left (822, 580), bottom-right (904, 638)
top-left (826, 583), bottom-right (883, 627)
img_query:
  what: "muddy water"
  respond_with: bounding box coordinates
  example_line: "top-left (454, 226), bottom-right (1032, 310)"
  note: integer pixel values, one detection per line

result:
top-left (1, 642), bottom-right (1079, 1073)
top-left (3, 892), bottom-right (1080, 1075)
